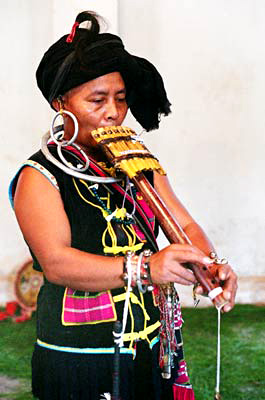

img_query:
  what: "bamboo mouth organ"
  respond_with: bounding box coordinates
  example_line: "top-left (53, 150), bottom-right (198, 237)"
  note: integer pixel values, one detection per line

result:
top-left (91, 125), bottom-right (227, 311)
top-left (91, 126), bottom-right (166, 179)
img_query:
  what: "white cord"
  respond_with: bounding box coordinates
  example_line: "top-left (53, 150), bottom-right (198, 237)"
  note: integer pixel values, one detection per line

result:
top-left (121, 177), bottom-right (130, 210)
top-left (215, 306), bottom-right (222, 397)
top-left (121, 177), bottom-right (136, 219)
top-left (114, 255), bottom-right (132, 348)
top-left (128, 182), bottom-right (136, 217)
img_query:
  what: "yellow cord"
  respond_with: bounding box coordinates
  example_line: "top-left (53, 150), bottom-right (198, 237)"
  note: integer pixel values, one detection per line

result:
top-left (73, 178), bottom-right (144, 255)
top-left (72, 176), bottom-right (157, 350)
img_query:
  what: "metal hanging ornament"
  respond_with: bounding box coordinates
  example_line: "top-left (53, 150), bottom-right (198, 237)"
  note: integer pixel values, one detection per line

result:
top-left (50, 109), bottom-right (90, 172)
top-left (42, 112), bottom-right (122, 183)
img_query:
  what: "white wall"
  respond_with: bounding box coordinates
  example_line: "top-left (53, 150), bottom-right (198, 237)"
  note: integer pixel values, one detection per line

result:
top-left (1, 0), bottom-right (264, 306)
top-left (119, 0), bottom-right (265, 305)
top-left (0, 0), bottom-right (118, 305)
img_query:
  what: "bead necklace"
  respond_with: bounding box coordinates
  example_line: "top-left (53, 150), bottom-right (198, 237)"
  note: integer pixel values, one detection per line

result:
top-left (90, 186), bottom-right (135, 225)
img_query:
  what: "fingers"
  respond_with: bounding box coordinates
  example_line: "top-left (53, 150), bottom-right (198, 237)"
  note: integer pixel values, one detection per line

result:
top-left (194, 264), bottom-right (238, 312)
top-left (151, 244), bottom-right (238, 313)
top-left (194, 285), bottom-right (205, 296)
top-left (169, 264), bottom-right (197, 286)
top-left (149, 244), bottom-right (212, 286)
top-left (217, 264), bottom-right (238, 312)
top-left (169, 244), bottom-right (213, 267)
top-left (150, 254), bottom-right (196, 285)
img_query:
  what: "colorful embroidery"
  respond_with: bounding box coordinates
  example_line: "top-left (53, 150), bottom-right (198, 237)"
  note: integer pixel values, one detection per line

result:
top-left (62, 288), bottom-right (117, 326)
top-left (132, 192), bottom-right (155, 241)
top-left (37, 339), bottom-right (134, 355)
top-left (113, 290), bottom-right (160, 349)
top-left (60, 144), bottom-right (158, 247)
top-left (9, 160), bottom-right (59, 208)
top-left (72, 178), bottom-right (145, 255)
top-left (121, 321), bottom-right (161, 343)
top-left (23, 160), bottom-right (59, 190)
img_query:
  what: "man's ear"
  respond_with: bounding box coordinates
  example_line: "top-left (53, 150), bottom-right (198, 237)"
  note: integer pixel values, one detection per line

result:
top-left (52, 96), bottom-right (64, 111)
top-left (52, 98), bottom-right (60, 111)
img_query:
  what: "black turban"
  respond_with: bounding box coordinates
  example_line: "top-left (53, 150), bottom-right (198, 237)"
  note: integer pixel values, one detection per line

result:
top-left (36, 11), bottom-right (171, 131)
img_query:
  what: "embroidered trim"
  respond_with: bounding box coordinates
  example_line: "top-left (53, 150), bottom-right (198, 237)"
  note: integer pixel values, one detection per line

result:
top-left (112, 290), bottom-right (160, 348)
top-left (9, 160), bottom-right (59, 208)
top-left (62, 144), bottom-right (158, 246)
top-left (122, 320), bottom-right (161, 342)
top-left (36, 339), bottom-right (134, 355)
top-left (150, 335), bottom-right (160, 349)
top-left (47, 143), bottom-right (158, 248)
top-left (113, 291), bottom-right (151, 320)
top-left (61, 288), bottom-right (117, 326)
top-left (103, 243), bottom-right (143, 255)
top-left (72, 177), bottom-right (145, 255)
top-left (23, 160), bottom-right (59, 190)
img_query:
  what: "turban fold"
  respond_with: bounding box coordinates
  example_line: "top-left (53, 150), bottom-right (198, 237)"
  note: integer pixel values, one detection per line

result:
top-left (36, 11), bottom-right (171, 131)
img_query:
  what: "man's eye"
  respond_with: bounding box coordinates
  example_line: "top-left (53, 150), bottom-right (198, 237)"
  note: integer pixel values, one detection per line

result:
top-left (117, 97), bottom-right (126, 102)
top-left (92, 99), bottom-right (103, 103)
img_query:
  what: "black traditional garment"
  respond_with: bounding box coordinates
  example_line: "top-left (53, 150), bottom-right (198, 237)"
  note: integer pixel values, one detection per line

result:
top-left (10, 146), bottom-right (161, 349)
top-left (9, 145), bottom-right (195, 399)
top-left (36, 11), bottom-right (171, 131)
top-left (9, 145), bottom-right (178, 399)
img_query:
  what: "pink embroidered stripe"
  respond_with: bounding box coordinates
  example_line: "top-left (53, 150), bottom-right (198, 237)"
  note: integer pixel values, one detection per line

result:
top-left (175, 360), bottom-right (190, 384)
top-left (63, 288), bottom-right (115, 324)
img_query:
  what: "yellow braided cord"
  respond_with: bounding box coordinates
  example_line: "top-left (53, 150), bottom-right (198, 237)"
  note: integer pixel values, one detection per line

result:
top-left (72, 178), bottom-right (104, 211)
top-left (126, 223), bottom-right (140, 245)
top-left (120, 292), bottom-right (150, 320)
top-left (73, 178), bottom-right (144, 255)
top-left (103, 242), bottom-right (144, 255)
top-left (122, 321), bottom-right (161, 343)
top-left (121, 224), bottom-right (132, 247)
top-left (113, 289), bottom-right (152, 348)
top-left (102, 220), bottom-right (117, 251)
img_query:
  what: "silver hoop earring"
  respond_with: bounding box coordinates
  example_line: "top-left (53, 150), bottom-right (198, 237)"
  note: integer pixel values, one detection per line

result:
top-left (50, 110), bottom-right (90, 172)
top-left (56, 141), bottom-right (90, 172)
top-left (50, 110), bottom-right (79, 145)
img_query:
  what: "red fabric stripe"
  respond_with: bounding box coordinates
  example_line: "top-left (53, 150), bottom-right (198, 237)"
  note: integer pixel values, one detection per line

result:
top-left (173, 385), bottom-right (196, 400)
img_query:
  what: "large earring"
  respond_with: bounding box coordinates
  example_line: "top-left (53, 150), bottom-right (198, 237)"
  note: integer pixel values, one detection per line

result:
top-left (50, 104), bottom-right (89, 172)
top-left (50, 108), bottom-right (79, 145)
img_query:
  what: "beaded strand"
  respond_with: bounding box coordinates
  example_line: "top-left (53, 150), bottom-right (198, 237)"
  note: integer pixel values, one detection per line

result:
top-left (90, 186), bottom-right (134, 225)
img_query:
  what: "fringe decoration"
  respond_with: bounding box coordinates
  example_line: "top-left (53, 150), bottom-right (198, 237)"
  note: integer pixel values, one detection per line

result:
top-left (175, 360), bottom-right (190, 385)
top-left (155, 284), bottom-right (178, 370)
top-left (173, 384), bottom-right (195, 400)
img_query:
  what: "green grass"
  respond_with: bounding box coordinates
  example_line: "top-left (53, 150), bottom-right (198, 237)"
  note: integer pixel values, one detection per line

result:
top-left (0, 305), bottom-right (264, 399)
top-left (182, 305), bottom-right (265, 399)
top-left (0, 315), bottom-right (35, 399)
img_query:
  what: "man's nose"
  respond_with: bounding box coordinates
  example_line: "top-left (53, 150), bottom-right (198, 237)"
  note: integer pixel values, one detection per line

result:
top-left (105, 100), bottom-right (119, 120)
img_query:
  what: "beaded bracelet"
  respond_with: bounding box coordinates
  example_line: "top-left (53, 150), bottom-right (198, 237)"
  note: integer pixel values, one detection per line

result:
top-left (122, 251), bottom-right (136, 287)
top-left (123, 250), bottom-right (154, 293)
top-left (140, 249), bottom-right (154, 292)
